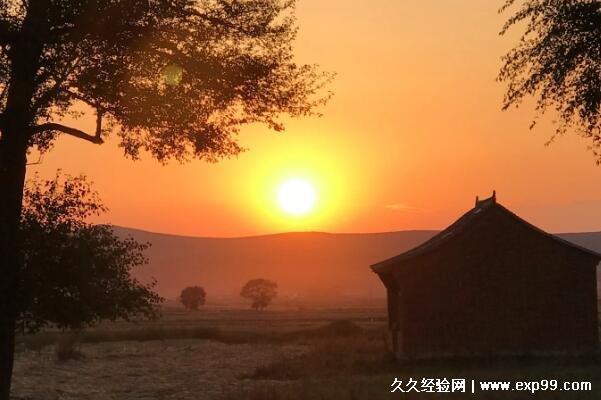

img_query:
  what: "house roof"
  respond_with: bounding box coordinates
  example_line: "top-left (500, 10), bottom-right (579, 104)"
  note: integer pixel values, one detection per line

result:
top-left (371, 192), bottom-right (601, 274)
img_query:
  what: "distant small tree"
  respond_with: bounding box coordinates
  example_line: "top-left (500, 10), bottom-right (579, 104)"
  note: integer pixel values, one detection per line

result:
top-left (179, 286), bottom-right (206, 311)
top-left (240, 279), bottom-right (277, 311)
top-left (18, 172), bottom-right (163, 334)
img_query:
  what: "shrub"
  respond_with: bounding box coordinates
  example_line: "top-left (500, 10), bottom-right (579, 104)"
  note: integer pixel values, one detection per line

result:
top-left (19, 173), bottom-right (163, 334)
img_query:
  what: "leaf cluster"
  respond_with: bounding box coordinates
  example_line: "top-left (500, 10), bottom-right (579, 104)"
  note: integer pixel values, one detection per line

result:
top-left (0, 1), bottom-right (332, 161)
top-left (499, 0), bottom-right (601, 161)
top-left (17, 172), bottom-right (163, 333)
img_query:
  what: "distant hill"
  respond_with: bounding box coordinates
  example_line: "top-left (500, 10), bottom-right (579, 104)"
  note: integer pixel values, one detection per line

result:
top-left (113, 227), bottom-right (601, 305)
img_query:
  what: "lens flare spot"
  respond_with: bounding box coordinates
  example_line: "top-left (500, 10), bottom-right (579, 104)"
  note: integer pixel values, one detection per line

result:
top-left (162, 64), bottom-right (183, 86)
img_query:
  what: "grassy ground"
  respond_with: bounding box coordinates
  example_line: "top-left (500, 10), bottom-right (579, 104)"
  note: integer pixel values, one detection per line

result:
top-left (236, 332), bottom-right (601, 399)
top-left (14, 307), bottom-right (386, 350)
top-left (11, 307), bottom-right (601, 399)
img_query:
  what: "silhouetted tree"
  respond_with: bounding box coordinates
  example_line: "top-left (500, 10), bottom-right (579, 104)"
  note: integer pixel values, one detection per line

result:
top-left (499, 0), bottom-right (601, 162)
top-left (240, 279), bottom-right (277, 311)
top-left (18, 172), bottom-right (163, 333)
top-left (179, 286), bottom-right (206, 311)
top-left (0, 1), bottom-right (330, 396)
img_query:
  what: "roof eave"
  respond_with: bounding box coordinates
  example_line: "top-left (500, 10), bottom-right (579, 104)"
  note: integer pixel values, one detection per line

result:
top-left (371, 259), bottom-right (407, 274)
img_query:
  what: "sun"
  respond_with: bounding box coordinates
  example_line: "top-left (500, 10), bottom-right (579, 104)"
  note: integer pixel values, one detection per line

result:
top-left (277, 178), bottom-right (317, 216)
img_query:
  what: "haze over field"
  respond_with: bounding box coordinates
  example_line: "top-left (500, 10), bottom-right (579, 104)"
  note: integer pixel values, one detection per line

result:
top-left (116, 227), bottom-right (601, 304)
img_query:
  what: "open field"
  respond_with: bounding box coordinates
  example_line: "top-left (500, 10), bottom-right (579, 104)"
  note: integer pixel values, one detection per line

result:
top-left (11, 307), bottom-right (601, 400)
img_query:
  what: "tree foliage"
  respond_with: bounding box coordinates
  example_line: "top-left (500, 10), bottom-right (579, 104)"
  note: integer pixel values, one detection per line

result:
top-left (179, 286), bottom-right (206, 310)
top-left (498, 0), bottom-right (601, 161)
top-left (240, 278), bottom-right (277, 310)
top-left (0, 1), bottom-right (330, 396)
top-left (17, 172), bottom-right (163, 333)
top-left (0, 0), bottom-right (331, 162)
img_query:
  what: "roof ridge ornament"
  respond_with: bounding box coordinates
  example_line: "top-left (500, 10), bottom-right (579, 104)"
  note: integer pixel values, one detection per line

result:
top-left (475, 190), bottom-right (496, 208)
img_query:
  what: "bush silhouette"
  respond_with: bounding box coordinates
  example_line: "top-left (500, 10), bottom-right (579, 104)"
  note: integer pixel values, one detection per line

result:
top-left (19, 173), bottom-right (162, 333)
top-left (241, 279), bottom-right (278, 311)
top-left (179, 286), bottom-right (206, 311)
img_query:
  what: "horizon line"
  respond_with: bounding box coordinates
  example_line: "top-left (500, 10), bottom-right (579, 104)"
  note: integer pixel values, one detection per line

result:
top-left (107, 225), bottom-right (601, 241)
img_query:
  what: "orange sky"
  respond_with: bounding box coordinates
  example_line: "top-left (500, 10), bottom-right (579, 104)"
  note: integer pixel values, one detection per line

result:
top-left (31, 0), bottom-right (601, 237)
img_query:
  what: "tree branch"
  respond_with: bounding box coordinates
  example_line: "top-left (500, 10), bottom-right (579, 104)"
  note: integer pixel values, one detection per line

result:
top-left (32, 57), bottom-right (81, 111)
top-left (31, 116), bottom-right (104, 145)
top-left (64, 89), bottom-right (97, 108)
top-left (189, 9), bottom-right (258, 36)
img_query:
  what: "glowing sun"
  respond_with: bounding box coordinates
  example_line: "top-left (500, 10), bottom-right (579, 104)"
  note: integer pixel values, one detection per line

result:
top-left (277, 178), bottom-right (317, 216)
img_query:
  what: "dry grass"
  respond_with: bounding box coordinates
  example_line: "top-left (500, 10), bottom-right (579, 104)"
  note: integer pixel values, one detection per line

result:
top-left (12, 309), bottom-right (601, 399)
top-left (225, 378), bottom-right (393, 400)
top-left (54, 335), bottom-right (84, 362)
top-left (241, 320), bottom-right (601, 399)
top-left (13, 339), bottom-right (308, 400)
top-left (250, 323), bottom-right (392, 381)
top-left (12, 311), bottom-right (382, 400)
top-left (16, 317), bottom-right (377, 351)
top-left (18, 326), bottom-right (235, 349)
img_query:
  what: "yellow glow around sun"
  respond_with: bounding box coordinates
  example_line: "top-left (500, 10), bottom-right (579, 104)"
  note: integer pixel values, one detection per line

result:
top-left (238, 130), bottom-right (362, 233)
top-left (277, 179), bottom-right (317, 216)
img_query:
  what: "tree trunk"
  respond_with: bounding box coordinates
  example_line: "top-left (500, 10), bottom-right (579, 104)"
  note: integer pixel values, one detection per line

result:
top-left (0, 71), bottom-right (32, 400)
top-left (0, 130), bottom-right (28, 400)
top-left (0, 2), bottom-right (48, 396)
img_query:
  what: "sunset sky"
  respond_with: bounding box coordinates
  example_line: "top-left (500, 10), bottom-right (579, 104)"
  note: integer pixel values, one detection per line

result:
top-left (31, 0), bottom-right (601, 237)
